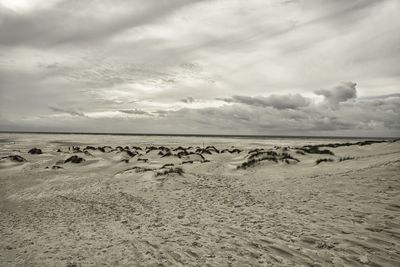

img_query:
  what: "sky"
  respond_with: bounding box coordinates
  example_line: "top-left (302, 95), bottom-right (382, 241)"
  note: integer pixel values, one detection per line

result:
top-left (0, 0), bottom-right (399, 137)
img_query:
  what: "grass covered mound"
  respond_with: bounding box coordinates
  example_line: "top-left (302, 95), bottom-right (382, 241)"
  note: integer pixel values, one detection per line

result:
top-left (238, 151), bottom-right (300, 169)
top-left (315, 158), bottom-right (334, 165)
top-left (156, 167), bottom-right (184, 176)
top-left (64, 155), bottom-right (85, 164)
top-left (28, 148), bottom-right (42, 154)
top-left (1, 155), bottom-right (26, 162)
top-left (297, 140), bottom-right (387, 156)
top-left (297, 145), bottom-right (334, 155)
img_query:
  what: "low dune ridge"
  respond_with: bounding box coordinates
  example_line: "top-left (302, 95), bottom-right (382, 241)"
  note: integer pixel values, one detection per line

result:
top-left (0, 133), bottom-right (400, 266)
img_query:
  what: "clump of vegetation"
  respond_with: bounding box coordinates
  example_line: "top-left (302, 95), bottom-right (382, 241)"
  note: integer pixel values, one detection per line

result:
top-left (238, 151), bottom-right (300, 169)
top-left (72, 146), bottom-right (82, 153)
top-left (176, 151), bottom-right (190, 158)
top-left (156, 167), bottom-right (184, 176)
top-left (84, 151), bottom-right (93, 156)
top-left (221, 148), bottom-right (241, 154)
top-left (64, 155), bottom-right (85, 164)
top-left (121, 166), bottom-right (154, 173)
top-left (137, 158), bottom-right (148, 163)
top-left (298, 145), bottom-right (334, 155)
top-left (195, 148), bottom-right (212, 155)
top-left (248, 148), bottom-right (264, 154)
top-left (315, 158), bottom-right (334, 165)
top-left (28, 148), bottom-right (42, 154)
top-left (248, 150), bottom-right (277, 161)
top-left (97, 146), bottom-right (106, 153)
top-left (1, 155), bottom-right (26, 162)
top-left (160, 163), bottom-right (174, 169)
top-left (182, 160), bottom-right (193, 164)
top-left (281, 152), bottom-right (300, 163)
top-left (205, 146), bottom-right (220, 153)
top-left (145, 146), bottom-right (158, 154)
top-left (124, 150), bottom-right (136, 157)
top-left (52, 165), bottom-right (64, 169)
top-left (339, 156), bottom-right (355, 162)
top-left (173, 146), bottom-right (186, 151)
top-left (161, 151), bottom-right (173, 158)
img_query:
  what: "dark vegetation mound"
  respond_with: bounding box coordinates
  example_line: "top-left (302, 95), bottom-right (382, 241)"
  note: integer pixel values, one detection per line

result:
top-left (297, 145), bottom-right (334, 155)
top-left (320, 140), bottom-right (386, 148)
top-left (137, 158), bottom-right (148, 163)
top-left (28, 148), bottom-right (42, 154)
top-left (124, 150), bottom-right (137, 157)
top-left (84, 151), bottom-right (93, 156)
top-left (339, 156), bottom-right (355, 162)
top-left (315, 158), bottom-right (334, 165)
top-left (195, 148), bottom-right (212, 155)
top-left (177, 151), bottom-right (193, 158)
top-left (173, 146), bottom-right (186, 151)
top-left (161, 151), bottom-right (173, 158)
top-left (238, 151), bottom-right (299, 169)
top-left (221, 148), bottom-right (242, 154)
top-left (205, 146), bottom-right (220, 153)
top-left (156, 167), bottom-right (184, 176)
top-left (1, 155), bottom-right (26, 162)
top-left (145, 146), bottom-right (158, 154)
top-left (161, 163), bottom-right (174, 169)
top-left (52, 165), bottom-right (63, 169)
top-left (72, 146), bottom-right (82, 153)
top-left (65, 155), bottom-right (85, 164)
top-left (122, 166), bottom-right (154, 173)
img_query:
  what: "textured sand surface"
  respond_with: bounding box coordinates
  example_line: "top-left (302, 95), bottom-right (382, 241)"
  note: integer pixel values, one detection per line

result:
top-left (1, 133), bottom-right (400, 266)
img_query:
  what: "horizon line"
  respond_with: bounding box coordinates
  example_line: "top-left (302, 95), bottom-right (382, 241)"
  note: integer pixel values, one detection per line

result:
top-left (0, 130), bottom-right (398, 140)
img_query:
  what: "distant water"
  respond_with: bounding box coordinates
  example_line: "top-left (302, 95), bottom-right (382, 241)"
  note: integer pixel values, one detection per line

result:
top-left (0, 131), bottom-right (392, 140)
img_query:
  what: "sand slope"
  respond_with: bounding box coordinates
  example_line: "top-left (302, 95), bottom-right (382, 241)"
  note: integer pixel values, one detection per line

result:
top-left (0, 134), bottom-right (400, 266)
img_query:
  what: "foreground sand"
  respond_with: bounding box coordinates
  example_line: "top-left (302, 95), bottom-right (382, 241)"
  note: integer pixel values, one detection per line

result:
top-left (1, 133), bottom-right (399, 267)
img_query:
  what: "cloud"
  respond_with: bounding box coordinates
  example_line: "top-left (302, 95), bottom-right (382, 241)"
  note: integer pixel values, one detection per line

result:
top-left (0, 0), bottom-right (205, 47)
top-left (48, 106), bottom-right (86, 117)
top-left (1, 1), bottom-right (399, 137)
top-left (314, 82), bottom-right (357, 107)
top-left (218, 94), bottom-right (310, 110)
top-left (119, 109), bottom-right (153, 116)
top-left (180, 97), bottom-right (195, 104)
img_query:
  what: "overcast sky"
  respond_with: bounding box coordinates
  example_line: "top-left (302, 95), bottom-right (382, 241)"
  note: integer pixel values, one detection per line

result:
top-left (0, 0), bottom-right (399, 137)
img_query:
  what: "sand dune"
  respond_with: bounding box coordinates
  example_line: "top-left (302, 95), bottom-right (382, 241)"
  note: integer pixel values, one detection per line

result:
top-left (1, 133), bottom-right (400, 266)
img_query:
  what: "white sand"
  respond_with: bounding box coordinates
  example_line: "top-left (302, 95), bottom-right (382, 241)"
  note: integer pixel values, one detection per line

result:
top-left (1, 133), bottom-right (399, 266)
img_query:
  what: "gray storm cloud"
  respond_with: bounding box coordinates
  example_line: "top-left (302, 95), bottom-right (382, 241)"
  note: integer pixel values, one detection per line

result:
top-left (48, 106), bottom-right (86, 117)
top-left (315, 82), bottom-right (357, 107)
top-left (119, 109), bottom-right (153, 116)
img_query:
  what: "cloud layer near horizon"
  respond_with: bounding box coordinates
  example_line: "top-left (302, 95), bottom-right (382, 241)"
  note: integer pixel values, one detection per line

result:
top-left (0, 0), bottom-right (399, 136)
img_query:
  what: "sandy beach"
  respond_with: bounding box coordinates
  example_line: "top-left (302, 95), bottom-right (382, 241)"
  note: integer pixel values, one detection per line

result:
top-left (0, 133), bottom-right (399, 266)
